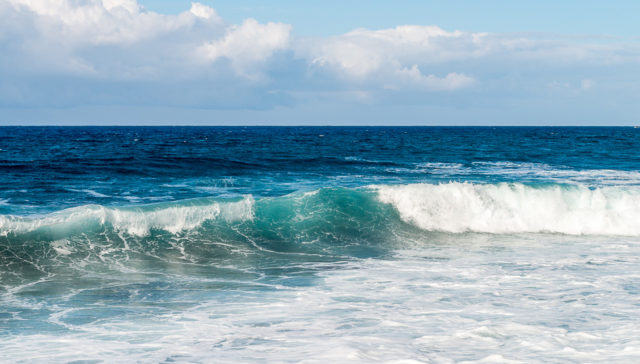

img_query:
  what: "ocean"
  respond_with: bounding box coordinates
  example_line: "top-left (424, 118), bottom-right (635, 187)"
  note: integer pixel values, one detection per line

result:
top-left (1, 126), bottom-right (639, 363)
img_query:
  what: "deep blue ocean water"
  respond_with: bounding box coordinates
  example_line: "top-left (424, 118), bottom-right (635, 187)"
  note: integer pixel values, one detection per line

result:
top-left (1, 127), bottom-right (640, 363)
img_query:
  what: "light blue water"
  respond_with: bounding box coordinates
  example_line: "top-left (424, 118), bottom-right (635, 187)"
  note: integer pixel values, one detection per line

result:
top-left (1, 127), bottom-right (640, 362)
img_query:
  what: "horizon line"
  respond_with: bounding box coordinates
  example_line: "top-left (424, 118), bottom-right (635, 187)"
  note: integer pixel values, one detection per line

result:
top-left (0, 124), bottom-right (637, 128)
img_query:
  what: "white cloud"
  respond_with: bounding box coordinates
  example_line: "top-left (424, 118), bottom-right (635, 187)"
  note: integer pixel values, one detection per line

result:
top-left (1, 0), bottom-right (288, 79)
top-left (189, 2), bottom-right (219, 20)
top-left (299, 25), bottom-right (640, 95)
top-left (5, 0), bottom-right (204, 44)
top-left (297, 25), bottom-right (483, 92)
top-left (196, 18), bottom-right (291, 78)
top-left (1, 0), bottom-right (639, 115)
top-left (299, 25), bottom-right (488, 91)
top-left (304, 25), bottom-right (477, 79)
top-left (395, 65), bottom-right (474, 90)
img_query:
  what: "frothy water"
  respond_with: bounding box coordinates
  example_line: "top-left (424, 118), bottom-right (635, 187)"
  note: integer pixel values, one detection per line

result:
top-left (1, 126), bottom-right (640, 362)
top-left (377, 183), bottom-right (640, 235)
top-left (3, 233), bottom-right (639, 363)
top-left (0, 196), bottom-right (254, 237)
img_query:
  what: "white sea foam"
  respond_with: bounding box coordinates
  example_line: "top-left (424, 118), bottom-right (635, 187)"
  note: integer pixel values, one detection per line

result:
top-left (415, 161), bottom-right (640, 186)
top-left (416, 162), bottom-right (465, 170)
top-left (68, 189), bottom-right (110, 198)
top-left (0, 197), bottom-right (254, 237)
top-left (376, 182), bottom-right (640, 235)
top-left (471, 161), bottom-right (640, 186)
top-left (3, 238), bottom-right (639, 363)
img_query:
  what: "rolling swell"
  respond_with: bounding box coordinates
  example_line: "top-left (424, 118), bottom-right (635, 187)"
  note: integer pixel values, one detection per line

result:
top-left (0, 188), bottom-right (398, 285)
top-left (0, 197), bottom-right (255, 238)
top-left (2, 182), bottom-right (640, 283)
top-left (3, 182), bottom-right (640, 241)
top-left (0, 182), bottom-right (640, 288)
top-left (3, 182), bottom-right (640, 240)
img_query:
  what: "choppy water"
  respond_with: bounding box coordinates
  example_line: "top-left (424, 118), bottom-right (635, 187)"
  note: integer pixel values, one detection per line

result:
top-left (1, 127), bottom-right (640, 363)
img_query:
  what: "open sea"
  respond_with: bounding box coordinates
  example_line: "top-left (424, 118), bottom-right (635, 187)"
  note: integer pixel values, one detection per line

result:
top-left (1, 126), bottom-right (639, 363)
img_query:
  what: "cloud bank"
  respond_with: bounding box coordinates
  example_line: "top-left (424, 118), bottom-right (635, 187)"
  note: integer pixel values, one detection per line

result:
top-left (1, 0), bottom-right (639, 123)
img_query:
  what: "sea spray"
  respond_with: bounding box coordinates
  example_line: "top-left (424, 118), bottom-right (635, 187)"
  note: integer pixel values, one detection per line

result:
top-left (376, 182), bottom-right (640, 235)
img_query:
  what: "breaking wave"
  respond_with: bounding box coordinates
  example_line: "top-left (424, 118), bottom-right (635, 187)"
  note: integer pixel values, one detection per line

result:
top-left (0, 197), bottom-right (254, 237)
top-left (377, 182), bottom-right (640, 235)
top-left (2, 182), bottom-right (640, 241)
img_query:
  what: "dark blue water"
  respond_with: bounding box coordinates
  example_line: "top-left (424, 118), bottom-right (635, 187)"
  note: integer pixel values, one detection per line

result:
top-left (2, 127), bottom-right (640, 362)
top-left (2, 126), bottom-right (639, 215)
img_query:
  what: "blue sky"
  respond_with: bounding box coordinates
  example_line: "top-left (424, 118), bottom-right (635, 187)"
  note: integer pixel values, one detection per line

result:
top-left (1, 0), bottom-right (639, 125)
top-left (140, 0), bottom-right (640, 37)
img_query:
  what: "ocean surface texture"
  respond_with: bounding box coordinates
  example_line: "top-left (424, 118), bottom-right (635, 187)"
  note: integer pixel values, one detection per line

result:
top-left (1, 126), bottom-right (639, 363)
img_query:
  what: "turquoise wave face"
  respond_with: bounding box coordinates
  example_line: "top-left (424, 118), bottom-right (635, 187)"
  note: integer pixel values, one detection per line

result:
top-left (0, 188), bottom-right (400, 289)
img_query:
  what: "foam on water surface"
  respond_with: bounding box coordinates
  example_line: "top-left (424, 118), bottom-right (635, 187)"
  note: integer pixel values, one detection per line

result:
top-left (2, 235), bottom-right (639, 363)
top-left (0, 196), bottom-right (254, 237)
top-left (376, 182), bottom-right (640, 235)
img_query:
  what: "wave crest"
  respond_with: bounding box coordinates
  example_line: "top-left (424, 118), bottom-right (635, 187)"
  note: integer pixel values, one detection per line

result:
top-left (0, 197), bottom-right (254, 237)
top-left (376, 182), bottom-right (640, 235)
top-left (3, 183), bottom-right (640, 239)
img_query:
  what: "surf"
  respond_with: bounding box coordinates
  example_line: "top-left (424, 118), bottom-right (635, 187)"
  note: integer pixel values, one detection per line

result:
top-left (3, 182), bottom-right (640, 241)
top-left (0, 196), bottom-right (255, 238)
top-left (377, 182), bottom-right (640, 235)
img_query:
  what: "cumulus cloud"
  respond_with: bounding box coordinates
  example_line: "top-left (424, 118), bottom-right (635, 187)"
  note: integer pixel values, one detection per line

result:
top-left (196, 18), bottom-right (291, 78)
top-left (0, 0), bottom-right (639, 117)
top-left (394, 65), bottom-right (474, 90)
top-left (300, 25), bottom-right (640, 93)
top-left (0, 0), bottom-right (289, 79)
top-left (189, 2), bottom-right (219, 20)
top-left (303, 25), bottom-right (481, 79)
top-left (5, 0), bottom-right (202, 45)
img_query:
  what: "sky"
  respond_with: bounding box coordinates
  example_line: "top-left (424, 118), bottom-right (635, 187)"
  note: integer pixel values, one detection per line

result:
top-left (1, 0), bottom-right (639, 125)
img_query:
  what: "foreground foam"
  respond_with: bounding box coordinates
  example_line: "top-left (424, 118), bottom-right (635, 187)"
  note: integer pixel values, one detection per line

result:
top-left (376, 182), bottom-right (640, 235)
top-left (0, 197), bottom-right (254, 237)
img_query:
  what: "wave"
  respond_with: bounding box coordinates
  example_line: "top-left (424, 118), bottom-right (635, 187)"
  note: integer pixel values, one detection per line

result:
top-left (2, 182), bottom-right (640, 240)
top-left (0, 197), bottom-right (254, 237)
top-left (377, 182), bottom-right (640, 235)
top-left (3, 182), bottom-right (640, 284)
top-left (0, 189), bottom-right (394, 282)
